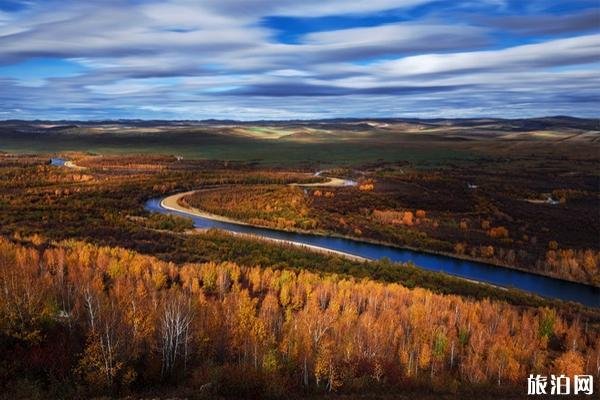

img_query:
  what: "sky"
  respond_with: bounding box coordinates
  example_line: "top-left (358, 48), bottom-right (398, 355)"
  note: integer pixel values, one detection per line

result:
top-left (0, 0), bottom-right (598, 120)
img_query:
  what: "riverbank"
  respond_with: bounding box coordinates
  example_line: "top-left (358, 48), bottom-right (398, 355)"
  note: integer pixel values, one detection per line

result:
top-left (290, 177), bottom-right (356, 187)
top-left (217, 231), bottom-right (368, 262)
top-left (156, 208), bottom-right (520, 296)
top-left (49, 157), bottom-right (86, 170)
top-left (162, 189), bottom-right (599, 291)
top-left (148, 194), bottom-right (600, 307)
top-left (162, 190), bottom-right (256, 226)
top-left (64, 160), bottom-right (86, 170)
top-left (162, 191), bottom-right (367, 262)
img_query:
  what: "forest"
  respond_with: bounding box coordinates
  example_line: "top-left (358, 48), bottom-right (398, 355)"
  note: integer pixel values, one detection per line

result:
top-left (3, 154), bottom-right (587, 311)
top-left (1, 237), bottom-right (599, 398)
top-left (0, 147), bottom-right (598, 398)
top-left (184, 168), bottom-right (600, 287)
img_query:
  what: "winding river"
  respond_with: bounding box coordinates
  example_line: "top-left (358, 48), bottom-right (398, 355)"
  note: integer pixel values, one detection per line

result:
top-left (49, 159), bottom-right (599, 307)
top-left (144, 194), bottom-right (600, 308)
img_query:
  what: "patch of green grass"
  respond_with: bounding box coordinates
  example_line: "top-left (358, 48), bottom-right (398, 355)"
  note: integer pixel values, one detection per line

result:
top-left (0, 133), bottom-right (474, 167)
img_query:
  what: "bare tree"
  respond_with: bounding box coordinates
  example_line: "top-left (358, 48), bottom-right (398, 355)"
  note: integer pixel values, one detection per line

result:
top-left (83, 287), bottom-right (97, 331)
top-left (159, 294), bottom-right (194, 379)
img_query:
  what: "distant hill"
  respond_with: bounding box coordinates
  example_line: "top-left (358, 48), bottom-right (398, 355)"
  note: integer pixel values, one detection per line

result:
top-left (0, 116), bottom-right (598, 164)
top-left (1, 115), bottom-right (598, 129)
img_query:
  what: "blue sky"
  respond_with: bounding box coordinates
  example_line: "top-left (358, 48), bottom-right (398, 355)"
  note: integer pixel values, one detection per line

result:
top-left (0, 0), bottom-right (598, 120)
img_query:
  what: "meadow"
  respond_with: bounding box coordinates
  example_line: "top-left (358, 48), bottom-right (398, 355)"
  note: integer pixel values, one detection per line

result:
top-left (0, 119), bottom-right (537, 166)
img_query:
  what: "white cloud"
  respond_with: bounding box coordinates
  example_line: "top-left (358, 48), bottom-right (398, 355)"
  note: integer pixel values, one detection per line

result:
top-left (202, 0), bottom-right (433, 17)
top-left (374, 34), bottom-right (600, 76)
top-left (0, 0), bottom-right (598, 119)
top-left (302, 23), bottom-right (484, 46)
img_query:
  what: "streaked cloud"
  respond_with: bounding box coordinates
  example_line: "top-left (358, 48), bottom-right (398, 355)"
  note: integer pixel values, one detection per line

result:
top-left (0, 0), bottom-right (597, 119)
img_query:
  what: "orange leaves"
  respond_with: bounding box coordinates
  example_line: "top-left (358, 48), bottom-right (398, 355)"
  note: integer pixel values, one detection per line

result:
top-left (372, 209), bottom-right (412, 226)
top-left (418, 342), bottom-right (432, 370)
top-left (454, 242), bottom-right (466, 255)
top-left (488, 226), bottom-right (509, 239)
top-left (402, 211), bottom-right (414, 226)
top-left (358, 182), bottom-right (374, 192)
top-left (371, 209), bottom-right (434, 228)
top-left (553, 350), bottom-right (584, 377)
top-left (315, 340), bottom-right (343, 391)
top-left (371, 209), bottom-right (397, 224)
top-left (481, 245), bottom-right (495, 258)
top-left (543, 245), bottom-right (600, 284)
top-left (186, 185), bottom-right (318, 230)
top-left (0, 237), bottom-right (597, 393)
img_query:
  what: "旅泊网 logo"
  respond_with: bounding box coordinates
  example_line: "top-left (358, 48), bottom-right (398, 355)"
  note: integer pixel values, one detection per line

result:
top-left (527, 374), bottom-right (594, 396)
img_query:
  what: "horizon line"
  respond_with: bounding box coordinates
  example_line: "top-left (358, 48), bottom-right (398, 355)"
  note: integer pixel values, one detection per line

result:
top-left (1, 115), bottom-right (597, 124)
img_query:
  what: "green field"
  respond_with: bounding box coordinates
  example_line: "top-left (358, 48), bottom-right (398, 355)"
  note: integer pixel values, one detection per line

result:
top-left (2, 118), bottom-right (596, 166)
top-left (0, 130), bottom-right (472, 166)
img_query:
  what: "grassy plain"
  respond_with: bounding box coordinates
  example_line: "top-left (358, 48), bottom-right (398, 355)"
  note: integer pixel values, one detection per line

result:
top-left (6, 118), bottom-right (582, 166)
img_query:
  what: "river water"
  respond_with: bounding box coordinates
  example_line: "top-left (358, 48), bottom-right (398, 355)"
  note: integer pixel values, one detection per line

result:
top-left (145, 197), bottom-right (600, 308)
top-left (50, 157), bottom-right (67, 166)
top-left (49, 157), bottom-right (598, 306)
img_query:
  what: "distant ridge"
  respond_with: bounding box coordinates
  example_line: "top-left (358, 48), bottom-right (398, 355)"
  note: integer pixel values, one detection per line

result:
top-left (1, 115), bottom-right (598, 127)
